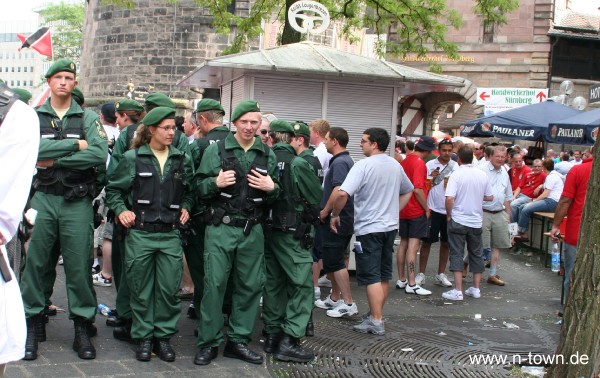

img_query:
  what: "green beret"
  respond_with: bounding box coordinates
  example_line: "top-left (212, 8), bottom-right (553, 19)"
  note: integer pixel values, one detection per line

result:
top-left (269, 120), bottom-right (295, 135)
top-left (231, 100), bottom-right (260, 122)
top-left (145, 93), bottom-right (175, 109)
top-left (196, 98), bottom-right (224, 114)
top-left (115, 99), bottom-right (144, 112)
top-left (292, 121), bottom-right (310, 137)
top-left (12, 88), bottom-right (32, 103)
top-left (142, 106), bottom-right (175, 126)
top-left (72, 87), bottom-right (84, 105)
top-left (45, 58), bottom-right (77, 78)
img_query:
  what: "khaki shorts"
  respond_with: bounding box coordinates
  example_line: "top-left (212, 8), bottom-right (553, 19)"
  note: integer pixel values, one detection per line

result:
top-left (482, 211), bottom-right (511, 249)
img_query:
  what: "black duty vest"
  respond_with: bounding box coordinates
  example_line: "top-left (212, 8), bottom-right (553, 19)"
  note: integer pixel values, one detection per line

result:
top-left (35, 110), bottom-right (97, 193)
top-left (214, 139), bottom-right (269, 217)
top-left (302, 153), bottom-right (324, 184)
top-left (271, 148), bottom-right (302, 229)
top-left (132, 150), bottom-right (186, 225)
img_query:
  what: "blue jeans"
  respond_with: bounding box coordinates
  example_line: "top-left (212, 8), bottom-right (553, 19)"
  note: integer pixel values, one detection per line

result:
top-left (563, 242), bottom-right (577, 297)
top-left (510, 193), bottom-right (532, 223)
top-left (517, 198), bottom-right (558, 233)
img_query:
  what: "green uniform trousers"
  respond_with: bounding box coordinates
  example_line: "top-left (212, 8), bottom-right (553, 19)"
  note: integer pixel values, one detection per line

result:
top-left (262, 230), bottom-right (313, 338)
top-left (20, 192), bottom-right (96, 320)
top-left (112, 224), bottom-right (131, 320)
top-left (125, 228), bottom-right (183, 340)
top-left (197, 223), bottom-right (265, 347)
top-left (182, 219), bottom-right (206, 313)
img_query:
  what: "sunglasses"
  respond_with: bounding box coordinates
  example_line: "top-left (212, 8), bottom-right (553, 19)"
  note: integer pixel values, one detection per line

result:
top-left (259, 129), bottom-right (268, 135)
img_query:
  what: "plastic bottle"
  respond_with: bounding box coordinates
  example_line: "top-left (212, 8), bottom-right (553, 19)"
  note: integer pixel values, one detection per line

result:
top-left (98, 304), bottom-right (112, 316)
top-left (551, 243), bottom-right (560, 273)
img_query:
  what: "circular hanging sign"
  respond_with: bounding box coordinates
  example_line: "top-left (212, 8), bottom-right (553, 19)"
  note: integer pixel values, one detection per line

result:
top-left (287, 1), bottom-right (330, 35)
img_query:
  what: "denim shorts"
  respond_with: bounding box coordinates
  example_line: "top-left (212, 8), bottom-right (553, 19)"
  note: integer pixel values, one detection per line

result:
top-left (355, 230), bottom-right (397, 286)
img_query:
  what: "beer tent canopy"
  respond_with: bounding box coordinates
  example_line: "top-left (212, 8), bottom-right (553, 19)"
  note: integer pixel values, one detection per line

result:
top-left (546, 107), bottom-right (600, 146)
top-left (460, 101), bottom-right (581, 142)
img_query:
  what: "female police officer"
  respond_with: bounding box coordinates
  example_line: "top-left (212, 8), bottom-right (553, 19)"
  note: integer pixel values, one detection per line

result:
top-left (106, 107), bottom-right (193, 362)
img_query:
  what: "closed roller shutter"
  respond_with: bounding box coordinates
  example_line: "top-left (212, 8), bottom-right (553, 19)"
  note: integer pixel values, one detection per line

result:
top-left (231, 77), bottom-right (246, 115)
top-left (253, 77), bottom-right (323, 122)
top-left (220, 82), bottom-right (232, 121)
top-left (326, 83), bottom-right (394, 161)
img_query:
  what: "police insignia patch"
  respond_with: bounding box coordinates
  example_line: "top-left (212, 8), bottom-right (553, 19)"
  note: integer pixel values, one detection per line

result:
top-left (96, 120), bottom-right (108, 140)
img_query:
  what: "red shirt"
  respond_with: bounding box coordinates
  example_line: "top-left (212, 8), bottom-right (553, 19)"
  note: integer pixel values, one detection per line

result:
top-left (510, 165), bottom-right (531, 191)
top-left (400, 153), bottom-right (427, 219)
top-left (519, 171), bottom-right (547, 198)
top-left (560, 158), bottom-right (593, 246)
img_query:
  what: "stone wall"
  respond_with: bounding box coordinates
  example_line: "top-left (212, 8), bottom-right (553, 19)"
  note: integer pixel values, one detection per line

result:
top-left (79, 0), bottom-right (253, 104)
top-left (388, 0), bottom-right (553, 91)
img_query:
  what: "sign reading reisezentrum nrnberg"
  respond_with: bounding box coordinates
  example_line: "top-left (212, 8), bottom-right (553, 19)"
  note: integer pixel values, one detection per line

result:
top-left (287, 1), bottom-right (330, 35)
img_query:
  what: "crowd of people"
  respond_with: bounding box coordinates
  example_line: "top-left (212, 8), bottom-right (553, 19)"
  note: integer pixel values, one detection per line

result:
top-left (0, 58), bottom-right (594, 371)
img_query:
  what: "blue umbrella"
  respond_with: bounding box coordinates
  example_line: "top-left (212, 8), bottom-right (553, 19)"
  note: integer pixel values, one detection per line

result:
top-left (461, 101), bottom-right (581, 142)
top-left (547, 108), bottom-right (600, 146)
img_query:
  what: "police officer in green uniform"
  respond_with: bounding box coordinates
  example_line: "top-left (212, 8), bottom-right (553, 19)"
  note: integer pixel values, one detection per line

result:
top-left (20, 59), bottom-right (108, 361)
top-left (292, 121), bottom-right (324, 183)
top-left (193, 100), bottom-right (281, 366)
top-left (262, 120), bottom-right (322, 362)
top-left (289, 121), bottom-right (323, 337)
top-left (105, 107), bottom-right (194, 362)
top-left (106, 98), bottom-right (145, 340)
top-left (183, 99), bottom-right (230, 321)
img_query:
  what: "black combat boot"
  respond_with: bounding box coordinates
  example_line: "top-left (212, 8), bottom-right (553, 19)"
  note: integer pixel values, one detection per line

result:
top-left (264, 331), bottom-right (282, 353)
top-left (23, 316), bottom-right (39, 360)
top-left (113, 318), bottom-right (133, 342)
top-left (305, 310), bottom-right (314, 337)
top-left (73, 319), bottom-right (96, 359)
top-left (136, 339), bottom-right (153, 361)
top-left (153, 338), bottom-right (176, 362)
top-left (275, 334), bottom-right (314, 363)
top-left (35, 313), bottom-right (46, 342)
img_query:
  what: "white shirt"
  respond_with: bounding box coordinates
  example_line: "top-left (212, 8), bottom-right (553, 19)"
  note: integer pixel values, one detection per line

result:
top-left (478, 161), bottom-right (512, 211)
top-left (340, 154), bottom-right (413, 236)
top-left (313, 142), bottom-right (332, 180)
top-left (0, 100), bottom-right (38, 364)
top-left (554, 160), bottom-right (573, 175)
top-left (102, 124), bottom-right (120, 167)
top-left (445, 164), bottom-right (493, 228)
top-left (426, 158), bottom-right (456, 214)
top-left (544, 170), bottom-right (565, 202)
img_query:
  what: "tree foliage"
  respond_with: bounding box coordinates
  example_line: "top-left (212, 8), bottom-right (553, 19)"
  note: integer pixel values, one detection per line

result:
top-left (38, 1), bottom-right (85, 64)
top-left (103, 0), bottom-right (518, 58)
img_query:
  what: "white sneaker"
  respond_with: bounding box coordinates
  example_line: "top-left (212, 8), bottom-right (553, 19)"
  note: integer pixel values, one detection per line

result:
top-left (442, 289), bottom-right (463, 301)
top-left (415, 273), bottom-right (426, 285)
top-left (317, 275), bottom-right (332, 288)
top-left (314, 287), bottom-right (321, 300)
top-left (327, 302), bottom-right (358, 318)
top-left (315, 295), bottom-right (341, 310)
top-left (435, 273), bottom-right (453, 287)
top-left (465, 287), bottom-right (481, 299)
top-left (405, 284), bottom-right (431, 296)
top-left (58, 255), bottom-right (64, 265)
top-left (395, 279), bottom-right (408, 289)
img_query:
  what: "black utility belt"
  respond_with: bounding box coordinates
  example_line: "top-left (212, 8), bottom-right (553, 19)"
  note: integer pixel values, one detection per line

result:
top-left (38, 182), bottom-right (93, 200)
top-left (220, 216), bottom-right (250, 228)
top-left (133, 222), bottom-right (177, 233)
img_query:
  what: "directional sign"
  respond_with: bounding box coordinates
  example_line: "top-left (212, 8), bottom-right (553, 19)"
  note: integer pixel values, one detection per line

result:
top-left (589, 83), bottom-right (600, 104)
top-left (476, 88), bottom-right (548, 106)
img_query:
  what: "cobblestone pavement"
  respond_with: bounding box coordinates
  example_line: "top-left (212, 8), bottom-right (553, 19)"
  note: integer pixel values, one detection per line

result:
top-left (7, 246), bottom-right (562, 377)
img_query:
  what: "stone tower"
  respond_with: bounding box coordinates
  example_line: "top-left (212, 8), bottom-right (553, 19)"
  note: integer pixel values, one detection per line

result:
top-left (79, 0), bottom-right (250, 105)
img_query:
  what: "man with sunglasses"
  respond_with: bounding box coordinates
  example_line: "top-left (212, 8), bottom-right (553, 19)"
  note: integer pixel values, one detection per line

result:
top-left (259, 113), bottom-right (276, 146)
